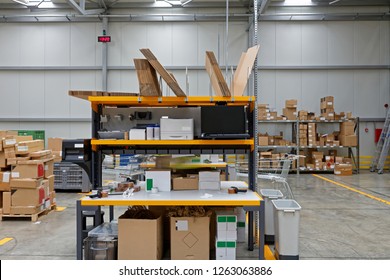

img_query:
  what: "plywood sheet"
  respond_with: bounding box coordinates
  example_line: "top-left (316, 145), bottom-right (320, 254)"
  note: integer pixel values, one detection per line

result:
top-left (205, 51), bottom-right (231, 97)
top-left (68, 90), bottom-right (138, 100)
top-left (134, 58), bottom-right (161, 97)
top-left (232, 45), bottom-right (260, 96)
top-left (140, 48), bottom-right (186, 97)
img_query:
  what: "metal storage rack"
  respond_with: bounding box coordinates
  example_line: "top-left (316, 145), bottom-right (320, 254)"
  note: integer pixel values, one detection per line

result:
top-left (258, 118), bottom-right (360, 174)
top-left (75, 95), bottom-right (264, 260)
top-left (54, 162), bottom-right (91, 192)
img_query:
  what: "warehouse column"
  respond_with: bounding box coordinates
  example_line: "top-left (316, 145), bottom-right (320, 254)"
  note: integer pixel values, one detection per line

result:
top-left (102, 17), bottom-right (108, 92)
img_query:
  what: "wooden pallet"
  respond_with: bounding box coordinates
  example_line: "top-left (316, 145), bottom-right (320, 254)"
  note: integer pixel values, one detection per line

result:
top-left (134, 58), bottom-right (162, 97)
top-left (205, 51), bottom-right (231, 97)
top-left (0, 204), bottom-right (56, 222)
top-left (140, 48), bottom-right (187, 97)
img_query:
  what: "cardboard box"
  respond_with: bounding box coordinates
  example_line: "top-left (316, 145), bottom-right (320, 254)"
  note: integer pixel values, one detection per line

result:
top-left (339, 135), bottom-right (357, 146)
top-left (258, 136), bottom-right (268, 146)
top-left (10, 178), bottom-right (42, 189)
top-left (10, 205), bottom-right (42, 215)
top-left (340, 122), bottom-right (355, 136)
top-left (3, 192), bottom-right (11, 214)
top-left (11, 186), bottom-right (45, 207)
top-left (172, 177), bottom-right (198, 190)
top-left (145, 170), bottom-right (171, 192)
top-left (0, 152), bottom-right (7, 168)
top-left (15, 136), bottom-right (33, 143)
top-left (43, 158), bottom-right (54, 178)
top-left (48, 138), bottom-right (63, 152)
top-left (52, 151), bottom-right (62, 163)
top-left (15, 140), bottom-right (45, 155)
top-left (282, 108), bottom-right (297, 120)
top-left (12, 160), bottom-right (44, 179)
top-left (334, 164), bottom-right (353, 176)
top-left (47, 174), bottom-right (55, 192)
top-left (216, 240), bottom-right (236, 260)
top-left (50, 191), bottom-right (56, 205)
top-left (0, 171), bottom-right (11, 191)
top-left (3, 137), bottom-right (17, 149)
top-left (118, 215), bottom-right (163, 260)
top-left (170, 216), bottom-right (210, 260)
top-left (4, 147), bottom-right (16, 159)
top-left (285, 99), bottom-right (297, 108)
top-left (29, 150), bottom-right (52, 160)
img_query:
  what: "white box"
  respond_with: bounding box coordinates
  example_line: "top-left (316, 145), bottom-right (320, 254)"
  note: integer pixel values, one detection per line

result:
top-left (216, 240), bottom-right (236, 260)
top-left (130, 129), bottom-right (146, 140)
top-left (217, 230), bottom-right (237, 240)
top-left (237, 221), bottom-right (246, 242)
top-left (199, 171), bottom-right (220, 182)
top-left (145, 170), bottom-right (171, 192)
top-left (198, 181), bottom-right (220, 190)
top-left (160, 118), bottom-right (194, 140)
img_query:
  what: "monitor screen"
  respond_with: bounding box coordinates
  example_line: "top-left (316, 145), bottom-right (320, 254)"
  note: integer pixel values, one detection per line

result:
top-left (200, 106), bottom-right (247, 136)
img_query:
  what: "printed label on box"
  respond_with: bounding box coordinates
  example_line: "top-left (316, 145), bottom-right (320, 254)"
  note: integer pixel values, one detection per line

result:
top-left (75, 144), bottom-right (84, 148)
top-left (11, 172), bottom-right (19, 178)
top-left (3, 172), bottom-right (10, 182)
top-left (17, 146), bottom-right (28, 152)
top-left (5, 139), bottom-right (16, 146)
top-left (175, 220), bottom-right (188, 231)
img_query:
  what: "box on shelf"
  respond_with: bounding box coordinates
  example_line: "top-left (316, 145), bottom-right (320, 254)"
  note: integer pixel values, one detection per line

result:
top-left (170, 216), bottom-right (210, 260)
top-left (129, 129), bottom-right (146, 140)
top-left (145, 170), bottom-right (171, 192)
top-left (340, 122), bottom-right (355, 136)
top-left (285, 99), bottom-right (297, 108)
top-left (258, 136), bottom-right (269, 146)
top-left (282, 108), bottom-right (297, 120)
top-left (320, 96), bottom-right (334, 109)
top-left (334, 163), bottom-right (353, 176)
top-left (172, 177), bottom-right (198, 190)
top-left (118, 214), bottom-right (163, 260)
top-left (339, 135), bottom-right (357, 147)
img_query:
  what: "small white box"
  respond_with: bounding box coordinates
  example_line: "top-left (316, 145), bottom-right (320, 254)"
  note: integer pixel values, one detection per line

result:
top-left (216, 240), bottom-right (236, 260)
top-left (145, 170), bottom-right (171, 192)
top-left (199, 181), bottom-right (220, 190)
top-left (130, 129), bottom-right (146, 140)
top-left (217, 230), bottom-right (237, 240)
top-left (199, 171), bottom-right (220, 182)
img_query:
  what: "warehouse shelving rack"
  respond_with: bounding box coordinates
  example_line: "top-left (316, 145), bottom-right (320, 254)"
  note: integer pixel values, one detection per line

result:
top-left (257, 118), bottom-right (360, 174)
top-left (76, 95), bottom-right (265, 260)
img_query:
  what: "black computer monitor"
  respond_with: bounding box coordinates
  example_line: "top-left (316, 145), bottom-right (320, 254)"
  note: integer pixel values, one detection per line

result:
top-left (200, 106), bottom-right (249, 139)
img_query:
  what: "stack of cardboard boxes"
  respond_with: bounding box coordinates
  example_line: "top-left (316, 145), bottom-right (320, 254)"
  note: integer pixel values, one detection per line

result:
top-left (299, 124), bottom-right (308, 146)
top-left (320, 96), bottom-right (335, 120)
top-left (258, 104), bottom-right (278, 121)
top-left (258, 133), bottom-right (295, 146)
top-left (0, 131), bottom-right (56, 216)
top-left (308, 123), bottom-right (317, 146)
top-left (339, 121), bottom-right (357, 147)
top-left (282, 99), bottom-right (297, 120)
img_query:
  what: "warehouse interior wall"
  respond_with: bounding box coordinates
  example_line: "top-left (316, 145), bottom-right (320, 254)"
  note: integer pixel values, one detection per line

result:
top-left (0, 4), bottom-right (389, 162)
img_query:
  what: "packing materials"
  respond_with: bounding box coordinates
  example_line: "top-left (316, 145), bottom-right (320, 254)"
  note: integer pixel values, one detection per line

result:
top-left (172, 177), bottom-right (198, 190)
top-left (170, 216), bottom-right (210, 260)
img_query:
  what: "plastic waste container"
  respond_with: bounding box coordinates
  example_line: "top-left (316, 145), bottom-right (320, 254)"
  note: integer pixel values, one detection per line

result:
top-left (260, 189), bottom-right (284, 244)
top-left (272, 199), bottom-right (302, 260)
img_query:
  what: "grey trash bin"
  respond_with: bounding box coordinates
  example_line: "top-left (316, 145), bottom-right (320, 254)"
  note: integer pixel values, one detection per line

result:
top-left (260, 189), bottom-right (284, 245)
top-left (272, 199), bottom-right (302, 260)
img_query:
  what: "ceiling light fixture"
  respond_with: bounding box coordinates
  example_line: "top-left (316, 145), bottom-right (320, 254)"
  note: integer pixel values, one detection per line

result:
top-left (329, 0), bottom-right (342, 4)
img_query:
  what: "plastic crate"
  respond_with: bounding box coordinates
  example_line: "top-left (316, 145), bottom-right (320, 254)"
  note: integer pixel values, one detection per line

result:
top-left (18, 130), bottom-right (45, 140)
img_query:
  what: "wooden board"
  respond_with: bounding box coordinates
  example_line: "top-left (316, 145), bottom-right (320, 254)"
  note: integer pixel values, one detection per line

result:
top-left (205, 51), bottom-right (231, 97)
top-left (69, 90), bottom-right (138, 100)
top-left (232, 45), bottom-right (260, 96)
top-left (140, 48), bottom-right (187, 97)
top-left (134, 58), bottom-right (161, 97)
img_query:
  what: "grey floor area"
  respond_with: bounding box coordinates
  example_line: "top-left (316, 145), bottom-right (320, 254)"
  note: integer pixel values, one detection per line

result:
top-left (1, 171), bottom-right (390, 260)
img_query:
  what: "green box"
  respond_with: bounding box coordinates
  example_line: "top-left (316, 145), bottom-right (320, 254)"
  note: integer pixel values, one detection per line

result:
top-left (18, 130), bottom-right (45, 140)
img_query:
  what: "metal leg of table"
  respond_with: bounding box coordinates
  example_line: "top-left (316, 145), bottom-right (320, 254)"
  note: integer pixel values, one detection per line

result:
top-left (109, 205), bottom-right (114, 221)
top-left (258, 202), bottom-right (265, 260)
top-left (248, 211), bottom-right (254, 251)
top-left (76, 200), bottom-right (83, 260)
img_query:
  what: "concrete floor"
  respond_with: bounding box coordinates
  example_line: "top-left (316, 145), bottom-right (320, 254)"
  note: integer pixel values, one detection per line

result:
top-left (1, 170), bottom-right (390, 260)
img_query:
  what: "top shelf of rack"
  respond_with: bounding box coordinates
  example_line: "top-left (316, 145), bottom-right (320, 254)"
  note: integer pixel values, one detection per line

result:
top-left (258, 119), bottom-right (357, 123)
top-left (87, 96), bottom-right (256, 107)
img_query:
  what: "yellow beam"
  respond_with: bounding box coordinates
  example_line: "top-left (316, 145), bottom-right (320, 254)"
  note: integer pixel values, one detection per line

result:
top-left (91, 139), bottom-right (254, 147)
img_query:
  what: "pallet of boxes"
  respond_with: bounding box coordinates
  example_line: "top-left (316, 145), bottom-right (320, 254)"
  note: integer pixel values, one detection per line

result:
top-left (0, 131), bottom-right (56, 221)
